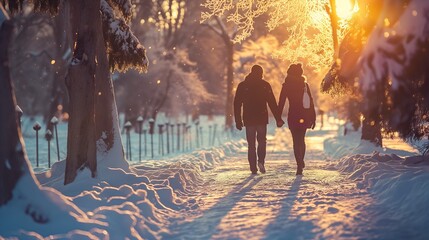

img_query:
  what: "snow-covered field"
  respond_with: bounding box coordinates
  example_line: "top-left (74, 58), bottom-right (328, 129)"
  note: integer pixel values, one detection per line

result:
top-left (1, 119), bottom-right (429, 239)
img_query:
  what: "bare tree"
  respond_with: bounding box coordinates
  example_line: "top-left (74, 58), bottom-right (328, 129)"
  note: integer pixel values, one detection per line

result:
top-left (116, 0), bottom-right (211, 124)
top-left (8, 14), bottom-right (58, 121)
top-left (204, 16), bottom-right (236, 129)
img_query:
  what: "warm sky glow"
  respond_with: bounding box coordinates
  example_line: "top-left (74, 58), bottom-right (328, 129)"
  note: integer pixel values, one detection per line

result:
top-left (336, 0), bottom-right (358, 20)
top-left (202, 0), bottom-right (357, 73)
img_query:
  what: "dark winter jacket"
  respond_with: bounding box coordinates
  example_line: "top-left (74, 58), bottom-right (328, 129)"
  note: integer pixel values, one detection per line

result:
top-left (234, 74), bottom-right (282, 126)
top-left (278, 74), bottom-right (316, 129)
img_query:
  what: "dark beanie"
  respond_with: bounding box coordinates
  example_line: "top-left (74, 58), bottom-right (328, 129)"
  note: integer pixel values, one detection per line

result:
top-left (251, 64), bottom-right (263, 75)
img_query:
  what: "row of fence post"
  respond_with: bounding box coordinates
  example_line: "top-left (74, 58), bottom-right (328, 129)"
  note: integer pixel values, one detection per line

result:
top-left (30, 117), bottom-right (62, 168)
top-left (15, 105), bottom-right (62, 168)
top-left (18, 105), bottom-right (231, 168)
top-left (122, 117), bottom-right (226, 161)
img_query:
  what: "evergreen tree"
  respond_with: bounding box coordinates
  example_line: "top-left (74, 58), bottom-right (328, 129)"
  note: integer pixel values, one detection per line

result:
top-left (117, 0), bottom-right (212, 124)
top-left (359, 0), bottom-right (429, 152)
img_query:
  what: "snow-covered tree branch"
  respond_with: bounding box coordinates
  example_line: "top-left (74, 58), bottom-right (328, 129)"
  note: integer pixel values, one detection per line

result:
top-left (359, 0), bottom-right (429, 142)
top-left (101, 0), bottom-right (148, 73)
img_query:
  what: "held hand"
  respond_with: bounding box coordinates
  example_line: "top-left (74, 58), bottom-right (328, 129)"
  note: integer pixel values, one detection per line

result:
top-left (236, 122), bottom-right (243, 131)
top-left (276, 119), bottom-right (285, 128)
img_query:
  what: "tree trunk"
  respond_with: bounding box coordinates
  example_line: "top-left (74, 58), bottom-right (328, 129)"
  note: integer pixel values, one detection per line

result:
top-left (0, 19), bottom-right (31, 205)
top-left (64, 0), bottom-right (99, 184)
top-left (361, 115), bottom-right (383, 147)
top-left (64, 63), bottom-right (96, 184)
top-left (225, 40), bottom-right (234, 130)
top-left (65, 0), bottom-right (128, 184)
top-left (94, 0), bottom-right (126, 168)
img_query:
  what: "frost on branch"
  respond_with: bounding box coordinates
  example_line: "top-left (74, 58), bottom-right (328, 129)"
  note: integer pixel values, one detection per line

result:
top-left (268, 0), bottom-right (345, 70)
top-left (139, 48), bottom-right (213, 116)
top-left (101, 0), bottom-right (148, 73)
top-left (169, 49), bottom-right (214, 110)
top-left (200, 0), bottom-right (235, 23)
top-left (106, 0), bottom-right (133, 23)
top-left (201, 0), bottom-right (268, 43)
top-left (201, 0), bottom-right (343, 70)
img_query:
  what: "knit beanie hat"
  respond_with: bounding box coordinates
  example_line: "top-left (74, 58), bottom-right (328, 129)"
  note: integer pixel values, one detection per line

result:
top-left (287, 63), bottom-right (303, 76)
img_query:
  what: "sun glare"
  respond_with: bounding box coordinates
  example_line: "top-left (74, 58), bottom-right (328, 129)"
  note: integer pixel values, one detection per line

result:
top-left (336, 0), bottom-right (358, 20)
top-left (310, 0), bottom-right (358, 25)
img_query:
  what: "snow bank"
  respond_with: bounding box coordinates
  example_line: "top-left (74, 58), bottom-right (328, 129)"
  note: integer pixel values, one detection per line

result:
top-left (0, 175), bottom-right (105, 238)
top-left (324, 130), bottom-right (429, 238)
top-left (323, 126), bottom-right (418, 159)
top-left (0, 140), bottom-right (245, 239)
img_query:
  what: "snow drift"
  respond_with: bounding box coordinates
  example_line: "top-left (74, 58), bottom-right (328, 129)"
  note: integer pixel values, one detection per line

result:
top-left (0, 139), bottom-right (245, 239)
top-left (324, 129), bottom-right (429, 239)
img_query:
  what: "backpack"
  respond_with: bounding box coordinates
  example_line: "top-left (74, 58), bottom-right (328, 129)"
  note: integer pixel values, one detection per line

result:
top-left (303, 82), bottom-right (311, 109)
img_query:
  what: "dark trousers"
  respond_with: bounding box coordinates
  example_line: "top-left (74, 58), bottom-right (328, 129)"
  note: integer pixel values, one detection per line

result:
top-left (245, 125), bottom-right (267, 172)
top-left (289, 127), bottom-right (307, 168)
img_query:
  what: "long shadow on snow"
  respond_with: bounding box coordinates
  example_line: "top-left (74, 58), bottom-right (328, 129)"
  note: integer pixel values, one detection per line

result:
top-left (166, 175), bottom-right (263, 239)
top-left (263, 176), bottom-right (317, 240)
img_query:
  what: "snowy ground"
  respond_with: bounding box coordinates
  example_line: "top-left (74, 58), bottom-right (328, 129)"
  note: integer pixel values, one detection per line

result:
top-left (1, 120), bottom-right (429, 239)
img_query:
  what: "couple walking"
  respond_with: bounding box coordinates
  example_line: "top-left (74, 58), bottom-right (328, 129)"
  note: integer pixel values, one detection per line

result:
top-left (233, 64), bottom-right (316, 175)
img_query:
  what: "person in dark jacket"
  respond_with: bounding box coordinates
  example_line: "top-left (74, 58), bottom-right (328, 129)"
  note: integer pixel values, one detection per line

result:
top-left (234, 65), bottom-right (285, 174)
top-left (278, 63), bottom-right (316, 175)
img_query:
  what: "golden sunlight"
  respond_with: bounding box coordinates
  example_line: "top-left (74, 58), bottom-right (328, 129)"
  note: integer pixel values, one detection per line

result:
top-left (335, 0), bottom-right (358, 20)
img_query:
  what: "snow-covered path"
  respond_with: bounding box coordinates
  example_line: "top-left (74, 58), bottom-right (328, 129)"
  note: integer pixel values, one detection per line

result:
top-left (163, 128), bottom-right (380, 240)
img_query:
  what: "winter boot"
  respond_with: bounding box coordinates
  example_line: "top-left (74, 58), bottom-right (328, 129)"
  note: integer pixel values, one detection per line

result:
top-left (296, 160), bottom-right (304, 175)
top-left (296, 166), bottom-right (303, 175)
top-left (258, 162), bottom-right (266, 174)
